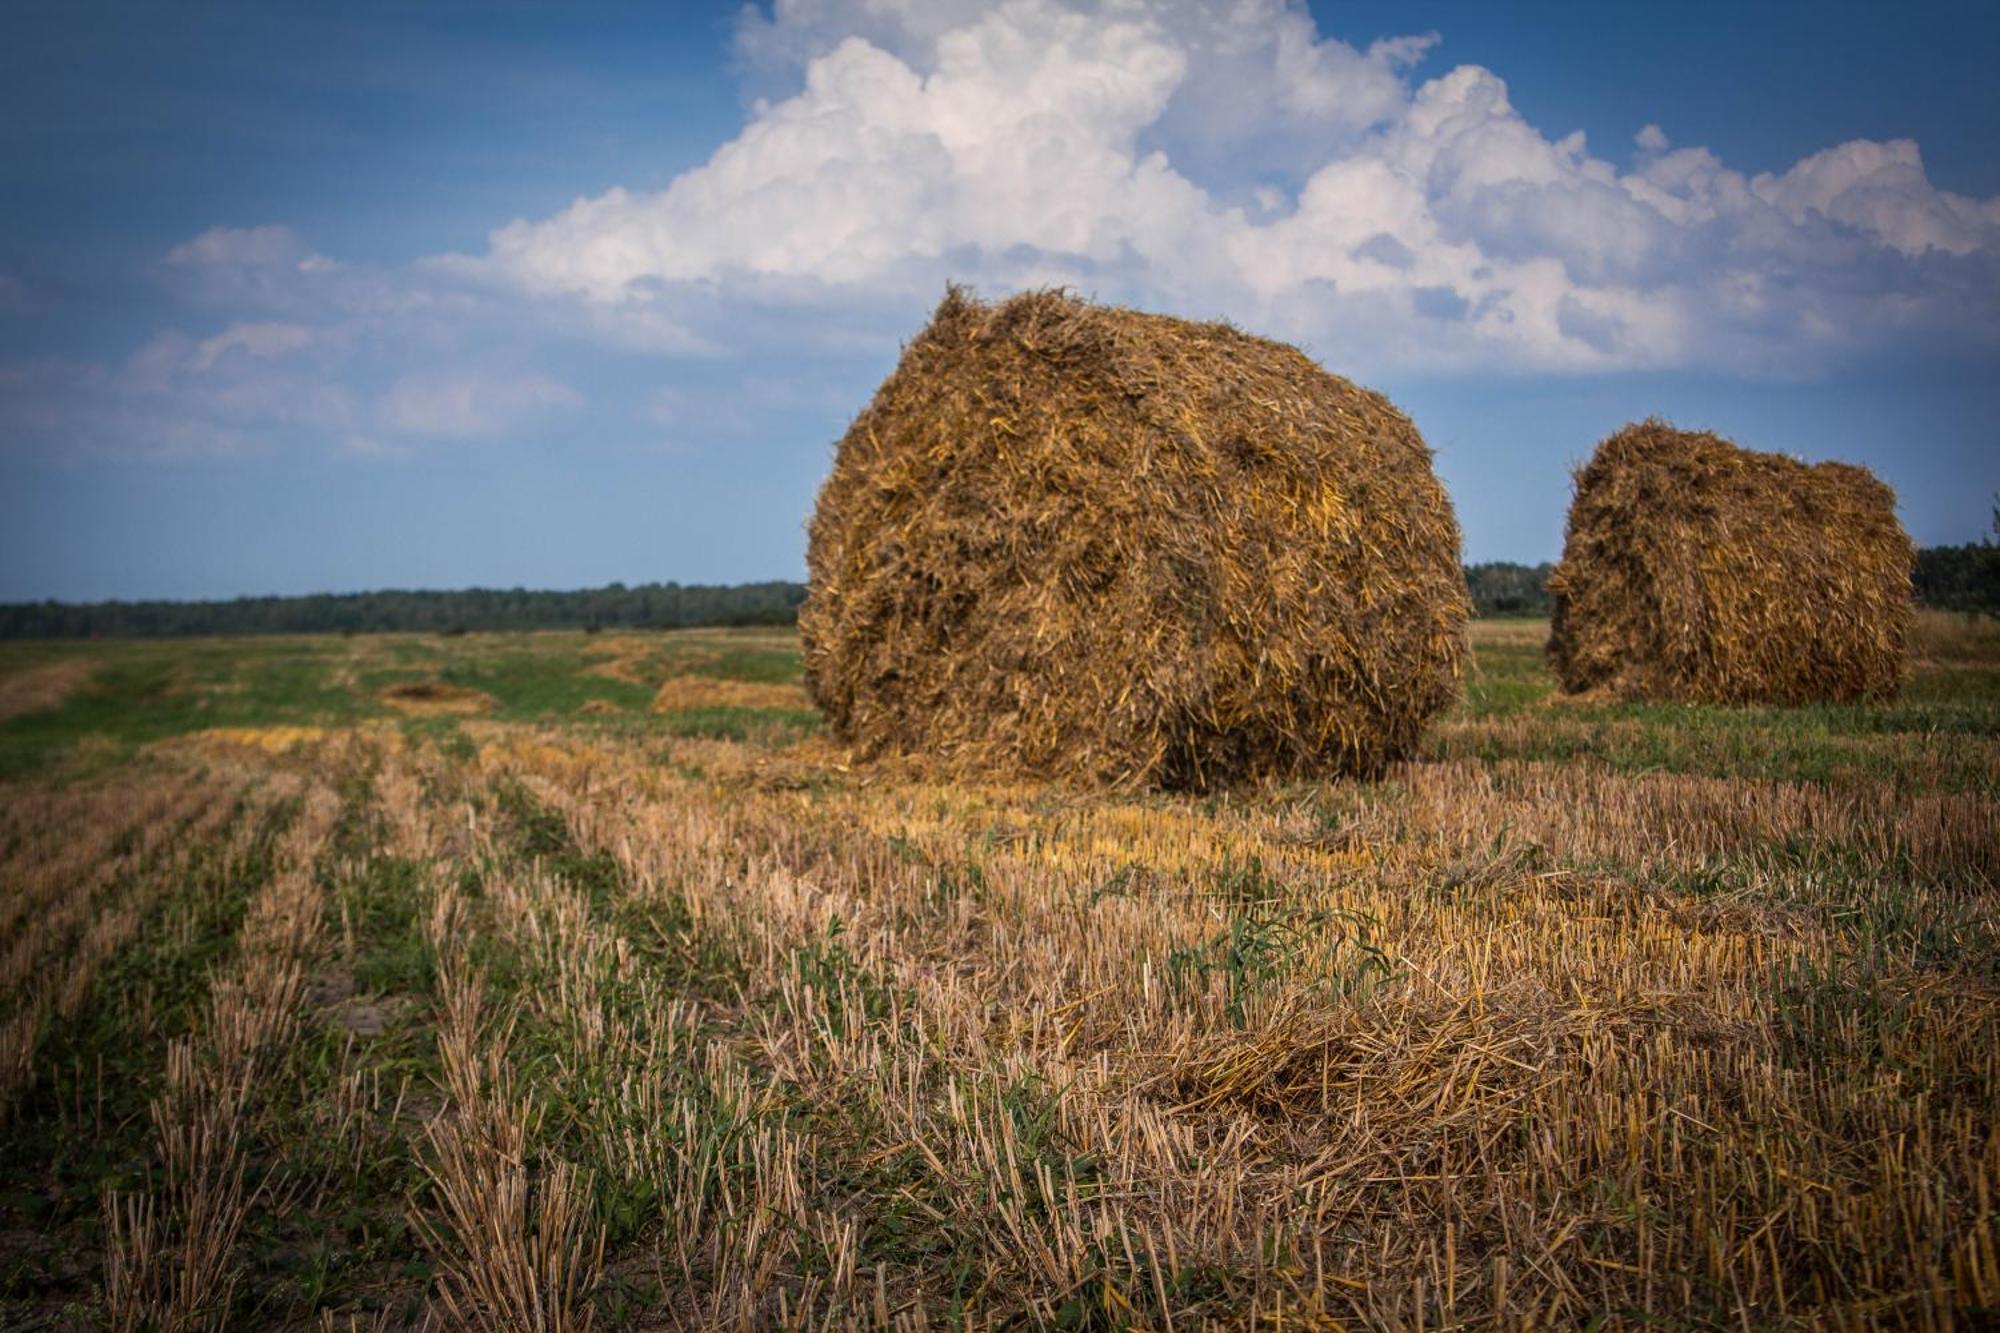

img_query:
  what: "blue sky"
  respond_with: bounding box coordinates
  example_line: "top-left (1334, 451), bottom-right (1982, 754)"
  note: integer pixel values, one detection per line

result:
top-left (3, 0), bottom-right (1997, 600)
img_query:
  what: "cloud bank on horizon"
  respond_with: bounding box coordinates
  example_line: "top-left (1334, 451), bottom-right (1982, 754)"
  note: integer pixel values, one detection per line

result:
top-left (7, 0), bottom-right (1999, 463)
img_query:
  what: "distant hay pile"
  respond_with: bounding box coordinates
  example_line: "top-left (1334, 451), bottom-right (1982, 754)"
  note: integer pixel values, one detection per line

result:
top-left (1547, 420), bottom-right (1913, 705)
top-left (378, 681), bottom-right (495, 716)
top-left (801, 287), bottom-right (1470, 789)
top-left (650, 677), bottom-right (813, 713)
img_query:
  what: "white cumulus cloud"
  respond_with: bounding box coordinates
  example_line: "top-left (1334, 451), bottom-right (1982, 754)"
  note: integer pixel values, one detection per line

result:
top-left (468, 0), bottom-right (2000, 375)
top-left (6, 0), bottom-right (1996, 466)
top-left (1749, 138), bottom-right (2000, 257)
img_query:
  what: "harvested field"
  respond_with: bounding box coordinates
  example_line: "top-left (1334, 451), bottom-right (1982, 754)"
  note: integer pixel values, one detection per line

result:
top-left (582, 634), bottom-right (663, 687)
top-left (0, 658), bottom-right (93, 723)
top-left (1913, 608), bottom-right (2000, 666)
top-left (0, 622), bottom-right (1994, 1328)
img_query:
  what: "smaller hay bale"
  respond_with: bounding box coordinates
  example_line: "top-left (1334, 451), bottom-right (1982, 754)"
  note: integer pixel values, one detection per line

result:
top-left (1546, 419), bottom-right (1913, 704)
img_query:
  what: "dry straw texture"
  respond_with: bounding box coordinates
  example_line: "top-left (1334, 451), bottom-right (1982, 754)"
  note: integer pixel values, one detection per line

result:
top-left (2, 626), bottom-right (1995, 1327)
top-left (1547, 419), bottom-right (1914, 704)
top-left (802, 288), bottom-right (1469, 789)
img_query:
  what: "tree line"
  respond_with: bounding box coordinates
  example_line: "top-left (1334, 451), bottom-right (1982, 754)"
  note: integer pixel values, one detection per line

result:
top-left (1459, 547), bottom-right (2000, 618)
top-left (0, 581), bottom-right (807, 639)
top-left (1, 552), bottom-right (1992, 639)
top-left (1913, 538), bottom-right (2000, 615)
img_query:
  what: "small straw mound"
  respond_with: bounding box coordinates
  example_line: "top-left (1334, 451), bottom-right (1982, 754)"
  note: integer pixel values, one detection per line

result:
top-left (378, 681), bottom-right (496, 716)
top-left (1547, 419), bottom-right (1914, 704)
top-left (801, 287), bottom-right (1470, 789)
top-left (649, 678), bottom-right (812, 714)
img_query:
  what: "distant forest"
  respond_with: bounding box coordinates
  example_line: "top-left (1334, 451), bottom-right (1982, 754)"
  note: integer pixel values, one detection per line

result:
top-left (1462, 563), bottom-right (1557, 617)
top-left (1, 552), bottom-right (1993, 639)
top-left (1462, 546), bottom-right (2000, 618)
top-left (0, 581), bottom-right (808, 639)
top-left (1913, 539), bottom-right (2000, 615)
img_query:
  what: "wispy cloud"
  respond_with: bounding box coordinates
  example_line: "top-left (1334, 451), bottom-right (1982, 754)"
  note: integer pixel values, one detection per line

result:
top-left (382, 371), bottom-right (582, 440)
top-left (0, 273), bottom-right (32, 317)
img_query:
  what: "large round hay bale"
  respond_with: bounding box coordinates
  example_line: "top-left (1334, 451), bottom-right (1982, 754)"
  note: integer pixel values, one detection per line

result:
top-left (1546, 419), bottom-right (1913, 704)
top-left (801, 287), bottom-right (1470, 789)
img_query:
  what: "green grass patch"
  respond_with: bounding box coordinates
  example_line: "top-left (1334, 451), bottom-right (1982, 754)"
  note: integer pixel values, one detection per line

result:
top-left (0, 640), bottom-right (367, 779)
top-left (687, 646), bottom-right (802, 684)
top-left (657, 706), bottom-right (822, 744)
